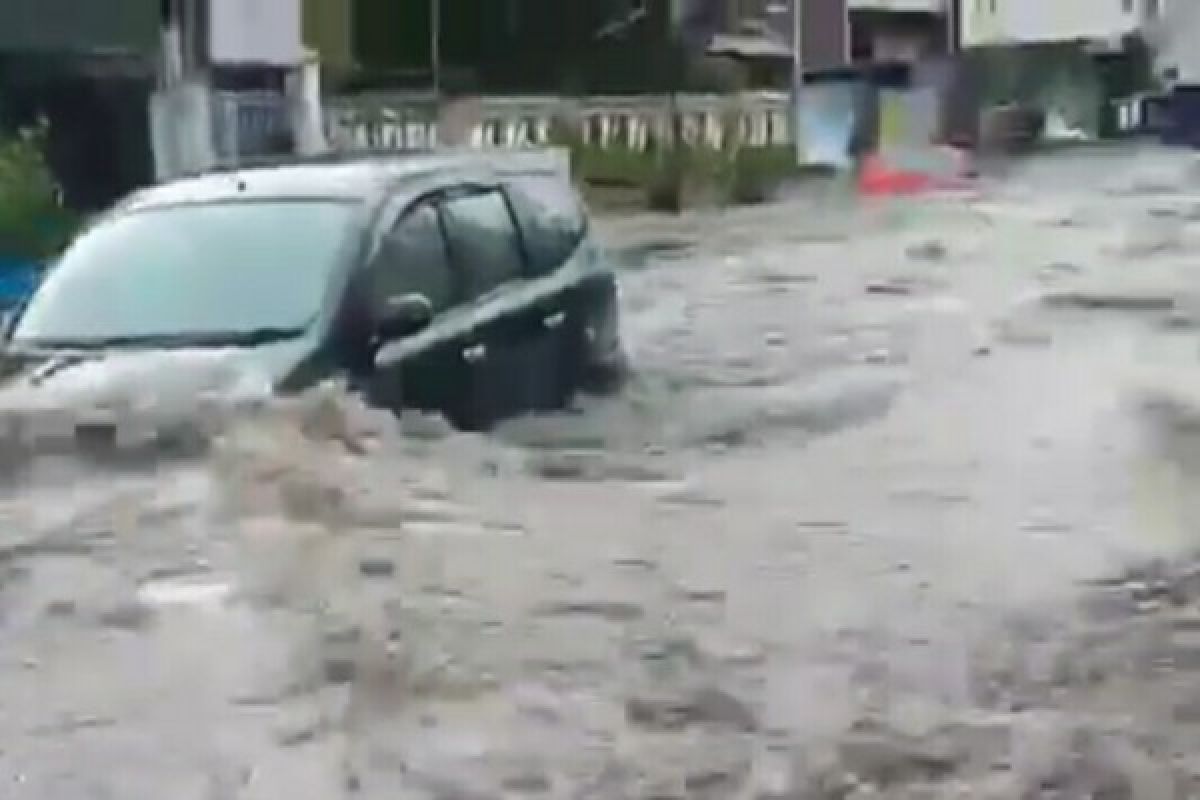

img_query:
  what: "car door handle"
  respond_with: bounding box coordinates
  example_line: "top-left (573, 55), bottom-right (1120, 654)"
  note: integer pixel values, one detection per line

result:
top-left (543, 311), bottom-right (566, 330)
top-left (462, 343), bottom-right (487, 363)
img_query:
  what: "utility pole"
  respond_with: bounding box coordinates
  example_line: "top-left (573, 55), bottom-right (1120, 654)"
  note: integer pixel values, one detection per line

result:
top-left (792, 0), bottom-right (804, 162)
top-left (946, 0), bottom-right (959, 54)
top-left (793, 0), bottom-right (803, 82)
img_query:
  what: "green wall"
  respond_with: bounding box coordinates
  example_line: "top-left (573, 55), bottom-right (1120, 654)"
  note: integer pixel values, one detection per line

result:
top-left (303, 0), bottom-right (355, 72)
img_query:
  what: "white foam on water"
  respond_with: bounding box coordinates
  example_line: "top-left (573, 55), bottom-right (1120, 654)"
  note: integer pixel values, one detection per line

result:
top-left (138, 578), bottom-right (234, 609)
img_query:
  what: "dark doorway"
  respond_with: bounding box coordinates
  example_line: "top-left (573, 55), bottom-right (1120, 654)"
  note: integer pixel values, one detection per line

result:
top-left (0, 54), bottom-right (155, 211)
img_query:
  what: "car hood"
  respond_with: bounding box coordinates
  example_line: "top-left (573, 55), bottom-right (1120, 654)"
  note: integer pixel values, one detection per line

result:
top-left (0, 339), bottom-right (311, 425)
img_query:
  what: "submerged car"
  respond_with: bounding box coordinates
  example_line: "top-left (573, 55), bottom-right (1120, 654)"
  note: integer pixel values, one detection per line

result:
top-left (1, 152), bottom-right (628, 431)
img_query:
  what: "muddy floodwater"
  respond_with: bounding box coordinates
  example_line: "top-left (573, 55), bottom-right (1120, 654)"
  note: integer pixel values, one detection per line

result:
top-left (10, 146), bottom-right (1200, 797)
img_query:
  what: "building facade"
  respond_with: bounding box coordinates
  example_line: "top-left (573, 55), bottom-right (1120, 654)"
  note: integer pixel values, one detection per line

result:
top-left (1142, 0), bottom-right (1198, 85)
top-left (958, 0), bottom-right (1147, 47)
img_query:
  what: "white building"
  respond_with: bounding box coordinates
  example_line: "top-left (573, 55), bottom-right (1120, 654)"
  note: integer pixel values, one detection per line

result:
top-left (959, 0), bottom-right (1151, 48)
top-left (1142, 0), bottom-right (1200, 84)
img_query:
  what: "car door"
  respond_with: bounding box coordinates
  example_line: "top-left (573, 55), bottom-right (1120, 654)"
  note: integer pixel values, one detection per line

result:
top-left (361, 197), bottom-right (468, 420)
top-left (503, 178), bottom-right (590, 404)
top-left (437, 185), bottom-right (546, 428)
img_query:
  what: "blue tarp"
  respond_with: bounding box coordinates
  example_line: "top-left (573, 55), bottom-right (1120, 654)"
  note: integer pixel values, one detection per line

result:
top-left (0, 258), bottom-right (41, 308)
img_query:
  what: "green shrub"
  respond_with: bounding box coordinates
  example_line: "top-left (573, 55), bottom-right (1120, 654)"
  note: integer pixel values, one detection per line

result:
top-left (644, 141), bottom-right (690, 212)
top-left (721, 146), bottom-right (798, 205)
top-left (550, 112), bottom-right (801, 211)
top-left (0, 120), bottom-right (77, 262)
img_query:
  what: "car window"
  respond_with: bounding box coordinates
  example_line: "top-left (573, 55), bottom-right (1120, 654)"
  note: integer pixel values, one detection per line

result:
top-left (13, 200), bottom-right (355, 345)
top-left (438, 189), bottom-right (525, 300)
top-left (504, 180), bottom-right (587, 276)
top-left (370, 203), bottom-right (455, 317)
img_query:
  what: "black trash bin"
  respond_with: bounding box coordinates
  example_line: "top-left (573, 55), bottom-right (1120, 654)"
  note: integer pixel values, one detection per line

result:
top-left (1162, 85), bottom-right (1200, 148)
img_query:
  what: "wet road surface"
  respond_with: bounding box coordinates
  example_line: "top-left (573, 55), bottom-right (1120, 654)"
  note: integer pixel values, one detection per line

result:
top-left (7, 146), bottom-right (1200, 797)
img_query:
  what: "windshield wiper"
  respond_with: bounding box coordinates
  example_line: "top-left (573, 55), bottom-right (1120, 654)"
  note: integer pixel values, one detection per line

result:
top-left (17, 326), bottom-right (308, 350)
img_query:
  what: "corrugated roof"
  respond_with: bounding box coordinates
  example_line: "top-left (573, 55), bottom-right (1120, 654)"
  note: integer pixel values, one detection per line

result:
top-left (707, 33), bottom-right (794, 60)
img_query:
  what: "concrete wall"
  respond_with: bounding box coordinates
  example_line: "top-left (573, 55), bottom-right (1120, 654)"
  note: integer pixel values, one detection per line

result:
top-left (960, 0), bottom-right (1139, 47)
top-left (802, 0), bottom-right (852, 71)
top-left (208, 0), bottom-right (303, 66)
top-left (325, 93), bottom-right (793, 153)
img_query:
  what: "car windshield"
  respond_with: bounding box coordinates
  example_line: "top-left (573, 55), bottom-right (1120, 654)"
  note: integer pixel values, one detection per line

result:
top-left (12, 199), bottom-right (358, 346)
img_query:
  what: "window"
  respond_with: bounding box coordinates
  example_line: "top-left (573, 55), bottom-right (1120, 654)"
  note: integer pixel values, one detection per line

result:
top-left (13, 200), bottom-right (355, 345)
top-left (370, 203), bottom-right (455, 317)
top-left (438, 189), bottom-right (525, 300)
top-left (504, 180), bottom-right (587, 277)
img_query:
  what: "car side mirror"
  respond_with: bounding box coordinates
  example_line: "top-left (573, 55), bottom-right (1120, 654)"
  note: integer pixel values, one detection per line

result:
top-left (376, 293), bottom-right (433, 343)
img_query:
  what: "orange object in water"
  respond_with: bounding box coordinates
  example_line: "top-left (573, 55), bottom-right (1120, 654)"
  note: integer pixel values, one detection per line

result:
top-left (858, 150), bottom-right (974, 196)
top-left (858, 154), bottom-right (934, 196)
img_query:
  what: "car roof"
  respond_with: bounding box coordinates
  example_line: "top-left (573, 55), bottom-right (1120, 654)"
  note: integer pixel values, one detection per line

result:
top-left (118, 151), bottom-right (498, 212)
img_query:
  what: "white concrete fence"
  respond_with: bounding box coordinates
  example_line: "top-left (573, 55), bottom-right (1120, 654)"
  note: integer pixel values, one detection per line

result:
top-left (323, 92), bottom-right (794, 154)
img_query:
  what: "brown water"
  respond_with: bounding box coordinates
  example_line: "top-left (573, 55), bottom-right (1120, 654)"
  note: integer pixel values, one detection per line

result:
top-left (5, 146), bottom-right (1200, 798)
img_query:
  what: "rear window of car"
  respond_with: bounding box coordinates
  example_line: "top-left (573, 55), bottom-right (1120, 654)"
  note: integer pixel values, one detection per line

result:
top-left (504, 179), bottom-right (587, 277)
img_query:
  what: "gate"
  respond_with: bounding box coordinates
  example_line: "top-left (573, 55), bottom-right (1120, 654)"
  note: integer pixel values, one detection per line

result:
top-left (211, 89), bottom-right (297, 164)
